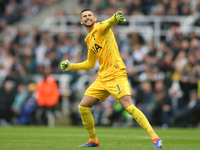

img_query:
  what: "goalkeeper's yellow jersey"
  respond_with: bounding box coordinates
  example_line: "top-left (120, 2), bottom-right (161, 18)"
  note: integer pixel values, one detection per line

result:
top-left (71, 15), bottom-right (126, 81)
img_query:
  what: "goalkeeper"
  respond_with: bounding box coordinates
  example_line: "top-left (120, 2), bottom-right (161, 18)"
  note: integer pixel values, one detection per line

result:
top-left (60, 9), bottom-right (162, 148)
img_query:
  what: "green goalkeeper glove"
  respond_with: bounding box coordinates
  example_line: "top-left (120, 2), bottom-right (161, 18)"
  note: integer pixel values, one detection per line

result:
top-left (115, 11), bottom-right (126, 23)
top-left (60, 60), bottom-right (71, 72)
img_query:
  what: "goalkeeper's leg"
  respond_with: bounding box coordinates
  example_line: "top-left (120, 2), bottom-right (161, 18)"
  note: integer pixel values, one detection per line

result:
top-left (78, 95), bottom-right (99, 147)
top-left (119, 95), bottom-right (162, 148)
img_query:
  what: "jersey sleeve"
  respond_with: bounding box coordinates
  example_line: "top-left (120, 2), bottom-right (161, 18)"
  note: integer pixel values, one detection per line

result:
top-left (99, 15), bottom-right (118, 33)
top-left (70, 50), bottom-right (96, 70)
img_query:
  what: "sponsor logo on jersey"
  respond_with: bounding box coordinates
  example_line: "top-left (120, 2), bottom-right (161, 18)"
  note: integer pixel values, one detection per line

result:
top-left (91, 44), bottom-right (102, 54)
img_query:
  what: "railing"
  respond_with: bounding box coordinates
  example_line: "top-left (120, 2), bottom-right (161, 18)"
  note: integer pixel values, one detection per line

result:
top-left (40, 13), bottom-right (200, 48)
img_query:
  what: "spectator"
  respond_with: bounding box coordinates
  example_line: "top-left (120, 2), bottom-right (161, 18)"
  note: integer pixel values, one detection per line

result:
top-left (11, 84), bottom-right (28, 121)
top-left (135, 81), bottom-right (154, 120)
top-left (18, 82), bottom-right (38, 125)
top-left (168, 81), bottom-right (185, 115)
top-left (35, 66), bottom-right (59, 126)
top-left (150, 80), bottom-right (171, 126)
top-left (174, 90), bottom-right (200, 127)
top-left (0, 80), bottom-right (16, 125)
top-left (36, 66), bottom-right (59, 107)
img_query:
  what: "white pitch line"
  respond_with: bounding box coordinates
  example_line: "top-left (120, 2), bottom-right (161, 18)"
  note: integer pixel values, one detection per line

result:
top-left (0, 133), bottom-right (200, 140)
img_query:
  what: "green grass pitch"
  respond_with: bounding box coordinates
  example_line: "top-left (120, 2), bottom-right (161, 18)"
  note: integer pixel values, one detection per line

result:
top-left (0, 126), bottom-right (200, 150)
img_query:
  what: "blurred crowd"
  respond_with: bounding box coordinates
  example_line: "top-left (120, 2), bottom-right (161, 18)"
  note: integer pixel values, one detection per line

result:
top-left (78, 0), bottom-right (200, 16)
top-left (0, 0), bottom-right (200, 128)
top-left (0, 0), bottom-right (60, 32)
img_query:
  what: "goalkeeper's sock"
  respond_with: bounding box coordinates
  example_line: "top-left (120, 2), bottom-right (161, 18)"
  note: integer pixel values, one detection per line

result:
top-left (125, 104), bottom-right (158, 140)
top-left (78, 105), bottom-right (98, 143)
top-left (89, 134), bottom-right (98, 143)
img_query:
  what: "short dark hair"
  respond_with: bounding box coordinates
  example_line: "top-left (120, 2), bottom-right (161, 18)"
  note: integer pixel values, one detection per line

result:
top-left (80, 8), bottom-right (93, 16)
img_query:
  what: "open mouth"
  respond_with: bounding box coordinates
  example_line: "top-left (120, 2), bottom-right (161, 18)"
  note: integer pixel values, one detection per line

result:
top-left (85, 20), bottom-right (92, 23)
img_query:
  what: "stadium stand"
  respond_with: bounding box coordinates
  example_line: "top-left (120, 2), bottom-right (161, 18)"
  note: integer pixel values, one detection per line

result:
top-left (0, 0), bottom-right (200, 128)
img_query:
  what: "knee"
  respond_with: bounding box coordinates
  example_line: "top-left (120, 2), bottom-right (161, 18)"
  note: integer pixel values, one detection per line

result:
top-left (119, 95), bottom-right (133, 109)
top-left (78, 105), bottom-right (91, 115)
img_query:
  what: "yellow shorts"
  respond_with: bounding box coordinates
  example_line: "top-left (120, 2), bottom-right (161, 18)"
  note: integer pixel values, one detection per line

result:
top-left (85, 73), bottom-right (131, 102)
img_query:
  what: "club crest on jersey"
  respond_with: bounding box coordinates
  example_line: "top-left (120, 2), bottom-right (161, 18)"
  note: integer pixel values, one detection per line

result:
top-left (91, 44), bottom-right (102, 54)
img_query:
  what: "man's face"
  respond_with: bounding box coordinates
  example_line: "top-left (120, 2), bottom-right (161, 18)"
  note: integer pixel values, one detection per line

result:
top-left (80, 11), bottom-right (97, 27)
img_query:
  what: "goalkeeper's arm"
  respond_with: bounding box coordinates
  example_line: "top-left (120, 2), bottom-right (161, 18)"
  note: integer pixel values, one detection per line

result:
top-left (60, 51), bottom-right (96, 72)
top-left (103, 11), bottom-right (126, 29)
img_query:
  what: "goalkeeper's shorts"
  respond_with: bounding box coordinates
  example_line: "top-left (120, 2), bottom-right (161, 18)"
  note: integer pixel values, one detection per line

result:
top-left (84, 72), bottom-right (131, 102)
